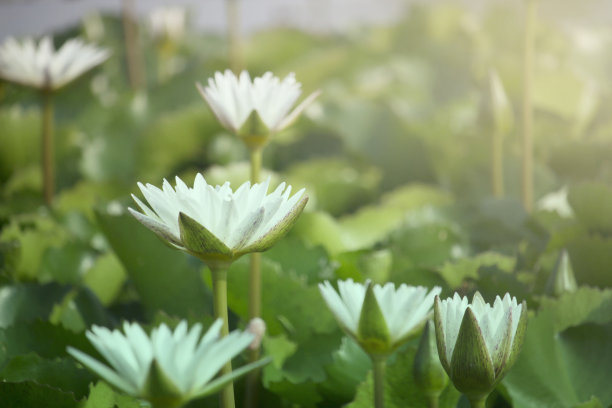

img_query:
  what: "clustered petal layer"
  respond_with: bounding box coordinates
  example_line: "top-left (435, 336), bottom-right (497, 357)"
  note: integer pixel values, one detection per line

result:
top-left (0, 36), bottom-right (109, 90)
top-left (128, 174), bottom-right (307, 255)
top-left (68, 320), bottom-right (253, 399)
top-left (197, 69), bottom-right (320, 133)
top-left (319, 279), bottom-right (441, 345)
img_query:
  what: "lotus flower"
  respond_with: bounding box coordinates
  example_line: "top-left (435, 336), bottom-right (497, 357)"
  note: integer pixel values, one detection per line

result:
top-left (319, 279), bottom-right (441, 355)
top-left (67, 320), bottom-right (269, 408)
top-left (433, 292), bottom-right (527, 402)
top-left (196, 70), bottom-right (320, 146)
top-left (128, 174), bottom-right (307, 267)
top-left (0, 36), bottom-right (109, 91)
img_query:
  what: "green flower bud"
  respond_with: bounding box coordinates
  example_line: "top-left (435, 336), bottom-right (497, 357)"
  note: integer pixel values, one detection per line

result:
top-left (545, 249), bottom-right (577, 297)
top-left (413, 320), bottom-right (449, 400)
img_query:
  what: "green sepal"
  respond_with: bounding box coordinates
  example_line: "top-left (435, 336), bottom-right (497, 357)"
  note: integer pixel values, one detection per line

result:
top-left (178, 212), bottom-right (234, 260)
top-left (238, 110), bottom-right (270, 148)
top-left (187, 357), bottom-right (272, 401)
top-left (413, 320), bottom-right (449, 398)
top-left (497, 300), bottom-right (528, 380)
top-left (450, 307), bottom-right (496, 400)
top-left (357, 282), bottom-right (391, 356)
top-left (433, 296), bottom-right (451, 374)
top-left (491, 311), bottom-right (513, 379)
top-left (142, 359), bottom-right (184, 408)
top-left (240, 195), bottom-right (308, 255)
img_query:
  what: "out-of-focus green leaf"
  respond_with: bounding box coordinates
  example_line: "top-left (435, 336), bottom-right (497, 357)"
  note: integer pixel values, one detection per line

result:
top-left (0, 353), bottom-right (94, 399)
top-left (286, 157), bottom-right (381, 216)
top-left (567, 234), bottom-right (612, 288)
top-left (95, 206), bottom-right (210, 318)
top-left (293, 211), bottom-right (347, 255)
top-left (0, 107), bottom-right (41, 182)
top-left (82, 381), bottom-right (142, 408)
top-left (0, 283), bottom-right (70, 328)
top-left (82, 252), bottom-right (126, 306)
top-left (263, 236), bottom-right (330, 285)
top-left (568, 182), bottom-right (612, 234)
top-left (0, 381), bottom-right (80, 408)
top-left (439, 252), bottom-right (515, 288)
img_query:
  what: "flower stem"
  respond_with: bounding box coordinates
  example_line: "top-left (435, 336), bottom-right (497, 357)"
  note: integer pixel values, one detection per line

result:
top-left (122, 0), bottom-right (145, 90)
top-left (245, 145), bottom-right (263, 408)
top-left (468, 396), bottom-right (487, 408)
top-left (491, 127), bottom-right (504, 198)
top-left (428, 394), bottom-right (439, 408)
top-left (211, 267), bottom-right (235, 408)
top-left (41, 90), bottom-right (54, 206)
top-left (226, 0), bottom-right (243, 73)
top-left (372, 356), bottom-right (386, 408)
top-left (521, 0), bottom-right (537, 212)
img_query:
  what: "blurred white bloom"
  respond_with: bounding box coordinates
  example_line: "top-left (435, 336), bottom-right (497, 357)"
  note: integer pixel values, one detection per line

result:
top-left (536, 186), bottom-right (573, 217)
top-left (434, 292), bottom-right (527, 399)
top-left (246, 317), bottom-right (266, 350)
top-left (68, 320), bottom-right (264, 405)
top-left (319, 279), bottom-right (441, 354)
top-left (150, 7), bottom-right (187, 41)
top-left (197, 70), bottom-right (320, 139)
top-left (0, 36), bottom-right (109, 91)
top-left (128, 174), bottom-right (308, 265)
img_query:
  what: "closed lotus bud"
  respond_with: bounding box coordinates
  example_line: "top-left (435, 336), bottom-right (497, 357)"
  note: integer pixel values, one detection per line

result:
top-left (545, 249), bottom-right (577, 297)
top-left (247, 317), bottom-right (266, 350)
top-left (413, 320), bottom-right (449, 401)
top-left (434, 292), bottom-right (527, 403)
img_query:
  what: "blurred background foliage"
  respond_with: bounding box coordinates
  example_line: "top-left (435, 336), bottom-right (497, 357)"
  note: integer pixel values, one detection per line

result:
top-left (1, 1), bottom-right (612, 407)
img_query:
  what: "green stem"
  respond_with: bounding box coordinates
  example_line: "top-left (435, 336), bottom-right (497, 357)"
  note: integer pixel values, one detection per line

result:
top-left (372, 356), bottom-right (386, 408)
top-left (41, 91), bottom-right (54, 206)
top-left (522, 0), bottom-right (536, 212)
top-left (211, 267), bottom-right (235, 408)
top-left (122, 0), bottom-right (145, 89)
top-left (427, 394), bottom-right (439, 408)
top-left (245, 145), bottom-right (263, 408)
top-left (468, 396), bottom-right (487, 408)
top-left (492, 128), bottom-right (504, 198)
top-left (226, 0), bottom-right (243, 73)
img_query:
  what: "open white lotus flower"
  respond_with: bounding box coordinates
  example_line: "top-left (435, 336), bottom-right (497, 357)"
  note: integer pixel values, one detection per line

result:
top-left (0, 36), bottom-right (109, 91)
top-left (319, 279), bottom-right (441, 355)
top-left (196, 70), bottom-right (320, 146)
top-left (128, 174), bottom-right (308, 267)
top-left (67, 320), bottom-right (269, 408)
top-left (434, 292), bottom-right (527, 401)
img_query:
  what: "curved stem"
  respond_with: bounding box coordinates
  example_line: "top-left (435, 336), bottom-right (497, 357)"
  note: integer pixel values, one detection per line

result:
top-left (211, 267), bottom-right (235, 408)
top-left (427, 394), bottom-right (439, 408)
top-left (468, 395), bottom-right (487, 408)
top-left (372, 356), bottom-right (386, 408)
top-left (521, 0), bottom-right (536, 212)
top-left (41, 91), bottom-right (54, 206)
top-left (245, 145), bottom-right (263, 408)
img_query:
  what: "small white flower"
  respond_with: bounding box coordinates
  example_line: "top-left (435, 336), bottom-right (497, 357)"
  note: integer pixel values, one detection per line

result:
top-left (128, 174), bottom-right (307, 265)
top-left (246, 317), bottom-right (266, 350)
top-left (67, 320), bottom-right (265, 405)
top-left (197, 70), bottom-right (320, 138)
top-left (434, 292), bottom-right (527, 399)
top-left (319, 279), bottom-right (441, 354)
top-left (0, 36), bottom-right (109, 91)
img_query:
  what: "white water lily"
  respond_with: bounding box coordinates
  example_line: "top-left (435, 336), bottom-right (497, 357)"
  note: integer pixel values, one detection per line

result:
top-left (67, 320), bottom-right (268, 407)
top-left (319, 279), bottom-right (441, 354)
top-left (128, 174), bottom-right (307, 266)
top-left (0, 36), bottom-right (109, 91)
top-left (433, 292), bottom-right (527, 400)
top-left (196, 70), bottom-right (320, 142)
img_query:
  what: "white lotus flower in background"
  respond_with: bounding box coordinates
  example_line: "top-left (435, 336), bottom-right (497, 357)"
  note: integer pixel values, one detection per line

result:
top-left (150, 6), bottom-right (187, 40)
top-left (196, 70), bottom-right (320, 144)
top-left (128, 174), bottom-right (308, 266)
top-left (0, 36), bottom-right (109, 91)
top-left (67, 320), bottom-right (268, 407)
top-left (433, 292), bottom-right (527, 400)
top-left (319, 279), bottom-right (441, 355)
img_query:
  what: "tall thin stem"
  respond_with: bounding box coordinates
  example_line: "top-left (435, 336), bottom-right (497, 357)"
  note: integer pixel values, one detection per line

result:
top-left (122, 0), bottom-right (145, 90)
top-left (521, 0), bottom-right (536, 212)
top-left (41, 91), bottom-right (54, 206)
top-left (211, 267), bottom-right (235, 408)
top-left (427, 394), bottom-right (439, 408)
top-left (372, 356), bottom-right (386, 408)
top-left (245, 145), bottom-right (263, 408)
top-left (226, 0), bottom-right (243, 73)
top-left (492, 128), bottom-right (504, 198)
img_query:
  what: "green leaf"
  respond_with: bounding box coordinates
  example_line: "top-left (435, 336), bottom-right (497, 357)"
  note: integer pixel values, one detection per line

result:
top-left (95, 207), bottom-right (210, 318)
top-left (568, 182), bottom-right (612, 234)
top-left (82, 381), bottom-right (142, 408)
top-left (439, 252), bottom-right (515, 289)
top-left (567, 234), bottom-right (612, 288)
top-left (82, 252), bottom-right (127, 306)
top-left (0, 283), bottom-right (70, 328)
top-left (0, 381), bottom-right (80, 408)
